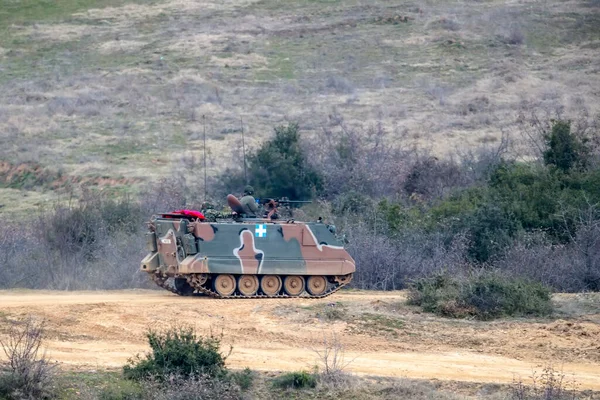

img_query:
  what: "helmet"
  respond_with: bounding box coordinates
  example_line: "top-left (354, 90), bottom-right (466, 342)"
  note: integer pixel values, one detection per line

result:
top-left (243, 185), bottom-right (254, 195)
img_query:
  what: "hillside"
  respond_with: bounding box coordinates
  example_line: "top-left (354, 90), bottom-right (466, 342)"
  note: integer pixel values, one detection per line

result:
top-left (1, 0), bottom-right (599, 213)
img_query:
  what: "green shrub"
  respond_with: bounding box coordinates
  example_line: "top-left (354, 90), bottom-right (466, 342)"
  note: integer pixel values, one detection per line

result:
top-left (247, 123), bottom-right (322, 200)
top-left (463, 203), bottom-right (520, 263)
top-left (407, 274), bottom-right (463, 315)
top-left (543, 120), bottom-right (589, 172)
top-left (98, 380), bottom-right (144, 400)
top-left (228, 368), bottom-right (254, 391)
top-left (272, 371), bottom-right (317, 389)
top-left (332, 190), bottom-right (372, 214)
top-left (123, 327), bottom-right (228, 381)
top-left (408, 272), bottom-right (553, 320)
top-left (410, 161), bottom-right (600, 262)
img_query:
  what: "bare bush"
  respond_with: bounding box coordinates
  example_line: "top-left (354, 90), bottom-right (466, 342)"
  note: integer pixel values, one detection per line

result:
top-left (313, 332), bottom-right (356, 391)
top-left (403, 155), bottom-right (470, 201)
top-left (458, 96), bottom-right (490, 116)
top-left (484, 7), bottom-right (526, 46)
top-left (498, 206), bottom-right (600, 292)
top-left (324, 75), bottom-right (355, 94)
top-left (0, 318), bottom-right (57, 400)
top-left (306, 120), bottom-right (412, 199)
top-left (0, 192), bottom-right (148, 290)
top-left (314, 332), bottom-right (348, 376)
top-left (432, 17), bottom-right (461, 31)
top-left (423, 82), bottom-right (451, 106)
top-left (512, 364), bottom-right (579, 400)
top-left (347, 223), bottom-right (468, 291)
top-left (136, 374), bottom-right (242, 400)
top-left (499, 23), bottom-right (525, 45)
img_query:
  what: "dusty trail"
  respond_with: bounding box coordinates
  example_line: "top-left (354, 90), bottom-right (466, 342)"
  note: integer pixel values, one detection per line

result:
top-left (0, 290), bottom-right (599, 389)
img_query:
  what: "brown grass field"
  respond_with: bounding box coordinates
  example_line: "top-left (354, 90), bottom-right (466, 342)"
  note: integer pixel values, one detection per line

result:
top-left (1, 0), bottom-right (599, 214)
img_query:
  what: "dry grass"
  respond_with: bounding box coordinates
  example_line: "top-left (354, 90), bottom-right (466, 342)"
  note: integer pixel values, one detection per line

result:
top-left (1, 0), bottom-right (599, 213)
top-left (272, 294), bottom-right (600, 366)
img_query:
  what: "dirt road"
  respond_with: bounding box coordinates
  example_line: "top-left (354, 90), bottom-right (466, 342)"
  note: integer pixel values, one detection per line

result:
top-left (1, 290), bottom-right (599, 389)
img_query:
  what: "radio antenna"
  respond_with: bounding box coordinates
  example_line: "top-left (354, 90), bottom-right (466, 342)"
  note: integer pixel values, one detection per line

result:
top-left (240, 117), bottom-right (248, 185)
top-left (203, 115), bottom-right (207, 202)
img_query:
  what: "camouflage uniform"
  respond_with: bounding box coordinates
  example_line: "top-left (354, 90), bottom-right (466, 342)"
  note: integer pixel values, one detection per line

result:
top-left (240, 185), bottom-right (259, 217)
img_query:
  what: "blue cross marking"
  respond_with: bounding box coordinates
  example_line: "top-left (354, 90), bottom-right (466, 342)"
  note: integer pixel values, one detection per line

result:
top-left (255, 224), bottom-right (267, 238)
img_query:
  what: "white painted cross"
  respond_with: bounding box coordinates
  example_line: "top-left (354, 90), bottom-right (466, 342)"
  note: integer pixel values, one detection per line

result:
top-left (255, 224), bottom-right (267, 238)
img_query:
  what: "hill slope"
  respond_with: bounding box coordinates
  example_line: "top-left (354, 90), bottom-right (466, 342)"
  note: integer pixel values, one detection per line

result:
top-left (0, 0), bottom-right (599, 211)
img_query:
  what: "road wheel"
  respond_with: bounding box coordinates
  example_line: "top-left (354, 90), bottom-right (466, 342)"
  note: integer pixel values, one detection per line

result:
top-left (306, 276), bottom-right (327, 296)
top-left (213, 274), bottom-right (236, 297)
top-left (238, 275), bottom-right (259, 297)
top-left (260, 275), bottom-right (282, 297)
top-left (283, 275), bottom-right (305, 297)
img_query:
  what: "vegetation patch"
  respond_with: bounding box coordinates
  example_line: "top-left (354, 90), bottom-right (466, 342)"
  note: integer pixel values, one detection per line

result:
top-left (302, 302), bottom-right (348, 321)
top-left (0, 0), bottom-right (155, 26)
top-left (123, 327), bottom-right (229, 380)
top-left (271, 370), bottom-right (317, 390)
top-left (0, 318), bottom-right (58, 400)
top-left (0, 161), bottom-right (139, 191)
top-left (347, 313), bottom-right (405, 337)
top-left (408, 272), bottom-right (553, 320)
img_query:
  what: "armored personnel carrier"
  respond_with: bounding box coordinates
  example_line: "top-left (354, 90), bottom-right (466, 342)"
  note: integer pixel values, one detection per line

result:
top-left (141, 196), bottom-right (355, 298)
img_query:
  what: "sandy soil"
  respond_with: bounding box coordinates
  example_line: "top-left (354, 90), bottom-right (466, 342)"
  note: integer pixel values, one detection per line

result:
top-left (0, 290), bottom-right (599, 390)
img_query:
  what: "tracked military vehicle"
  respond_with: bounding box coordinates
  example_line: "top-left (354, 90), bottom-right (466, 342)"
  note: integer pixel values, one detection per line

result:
top-left (141, 195), bottom-right (355, 298)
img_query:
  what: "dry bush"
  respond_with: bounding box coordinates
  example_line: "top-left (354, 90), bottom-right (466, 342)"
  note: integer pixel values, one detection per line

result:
top-left (403, 156), bottom-right (470, 201)
top-left (0, 157), bottom-right (214, 291)
top-left (324, 75), bottom-right (355, 94)
top-left (512, 364), bottom-right (579, 400)
top-left (347, 224), bottom-right (468, 291)
top-left (313, 332), bottom-right (355, 390)
top-left (0, 192), bottom-right (148, 290)
top-left (483, 7), bottom-right (526, 46)
top-left (372, 379), bottom-right (462, 400)
top-left (422, 81), bottom-right (451, 106)
top-left (0, 318), bottom-right (57, 400)
top-left (139, 374), bottom-right (242, 400)
top-left (306, 120), bottom-right (412, 199)
top-left (428, 16), bottom-right (461, 32)
top-left (498, 209), bottom-right (600, 292)
top-left (458, 96), bottom-right (491, 116)
top-left (499, 23), bottom-right (525, 45)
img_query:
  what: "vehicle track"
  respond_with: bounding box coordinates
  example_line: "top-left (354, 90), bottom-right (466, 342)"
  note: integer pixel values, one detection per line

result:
top-left (0, 290), bottom-right (599, 390)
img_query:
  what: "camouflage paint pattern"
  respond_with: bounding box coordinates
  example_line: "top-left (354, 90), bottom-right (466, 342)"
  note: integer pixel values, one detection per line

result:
top-left (141, 217), bottom-right (355, 277)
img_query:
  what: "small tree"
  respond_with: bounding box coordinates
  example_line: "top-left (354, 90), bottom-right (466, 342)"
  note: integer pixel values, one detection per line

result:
top-left (543, 120), bottom-right (589, 172)
top-left (247, 123), bottom-right (322, 200)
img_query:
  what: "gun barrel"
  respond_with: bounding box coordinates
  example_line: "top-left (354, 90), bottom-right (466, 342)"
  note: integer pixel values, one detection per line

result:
top-left (259, 198), bottom-right (312, 203)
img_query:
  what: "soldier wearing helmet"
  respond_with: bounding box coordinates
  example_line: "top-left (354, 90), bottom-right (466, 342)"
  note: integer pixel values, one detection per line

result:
top-left (240, 185), bottom-right (259, 217)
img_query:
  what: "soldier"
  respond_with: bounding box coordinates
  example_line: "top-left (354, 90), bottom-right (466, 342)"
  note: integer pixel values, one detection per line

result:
top-left (240, 185), bottom-right (259, 217)
top-left (262, 198), bottom-right (279, 220)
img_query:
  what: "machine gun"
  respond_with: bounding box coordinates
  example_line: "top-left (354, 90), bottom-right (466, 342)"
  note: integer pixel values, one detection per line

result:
top-left (257, 197), bottom-right (312, 220)
top-left (257, 197), bottom-right (312, 207)
top-left (225, 195), bottom-right (311, 220)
